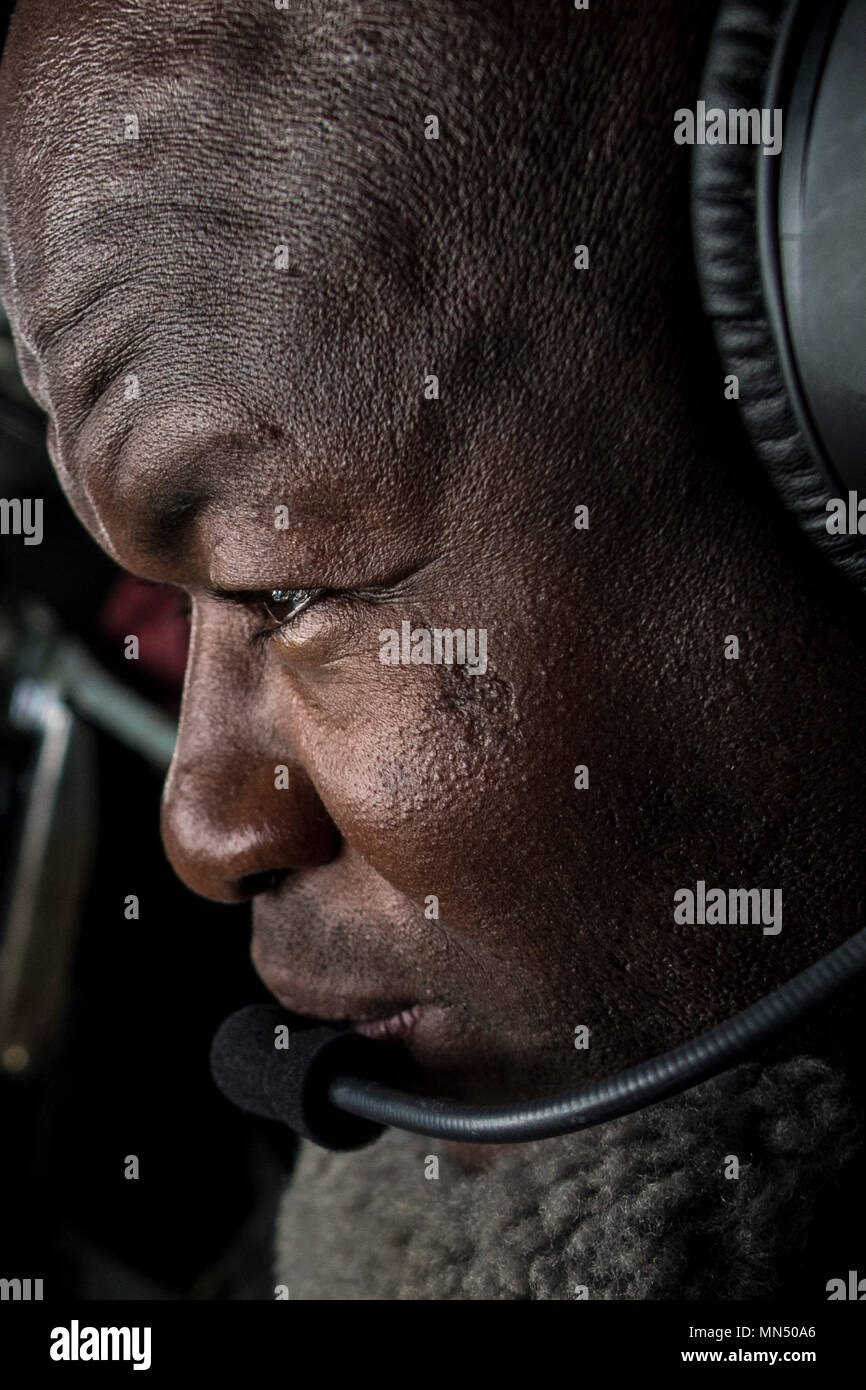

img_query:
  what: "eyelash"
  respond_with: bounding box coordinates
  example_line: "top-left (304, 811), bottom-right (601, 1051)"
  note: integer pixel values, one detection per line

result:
top-left (172, 589), bottom-right (322, 645)
top-left (250, 588), bottom-right (322, 648)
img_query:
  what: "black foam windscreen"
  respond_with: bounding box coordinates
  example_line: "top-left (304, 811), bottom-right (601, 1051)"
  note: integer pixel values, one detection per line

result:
top-left (209, 1002), bottom-right (411, 1152)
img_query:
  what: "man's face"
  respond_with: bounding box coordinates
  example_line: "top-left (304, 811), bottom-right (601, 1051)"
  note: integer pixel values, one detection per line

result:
top-left (2, 0), bottom-right (834, 1106)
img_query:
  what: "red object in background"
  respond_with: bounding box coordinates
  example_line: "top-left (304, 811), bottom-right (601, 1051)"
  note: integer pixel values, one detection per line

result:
top-left (99, 574), bottom-right (189, 698)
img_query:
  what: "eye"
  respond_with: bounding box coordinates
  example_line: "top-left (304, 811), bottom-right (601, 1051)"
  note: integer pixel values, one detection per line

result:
top-left (260, 587), bottom-right (319, 630)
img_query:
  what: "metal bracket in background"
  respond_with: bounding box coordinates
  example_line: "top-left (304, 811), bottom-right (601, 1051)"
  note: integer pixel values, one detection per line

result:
top-left (0, 599), bottom-right (178, 1075)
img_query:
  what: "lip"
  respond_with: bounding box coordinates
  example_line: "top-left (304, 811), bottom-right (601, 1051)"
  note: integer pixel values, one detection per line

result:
top-left (350, 1003), bottom-right (425, 1043)
top-left (258, 979), bottom-right (429, 1037)
top-left (256, 978), bottom-right (453, 1075)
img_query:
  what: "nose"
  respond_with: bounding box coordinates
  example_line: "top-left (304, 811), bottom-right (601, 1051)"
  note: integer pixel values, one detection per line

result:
top-left (160, 616), bottom-right (339, 903)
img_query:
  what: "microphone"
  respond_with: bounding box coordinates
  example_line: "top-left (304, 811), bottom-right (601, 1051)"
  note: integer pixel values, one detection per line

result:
top-left (208, 1003), bottom-right (420, 1151)
top-left (210, 925), bottom-right (866, 1152)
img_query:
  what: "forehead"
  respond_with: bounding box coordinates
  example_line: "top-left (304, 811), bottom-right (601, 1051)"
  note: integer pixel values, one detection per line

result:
top-left (1, 0), bottom-right (539, 351)
top-left (0, 1), bottom-right (601, 574)
top-left (2, 5), bottom-right (466, 374)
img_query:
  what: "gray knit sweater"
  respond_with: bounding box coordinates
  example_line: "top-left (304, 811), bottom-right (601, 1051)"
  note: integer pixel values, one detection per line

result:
top-left (273, 1055), bottom-right (862, 1300)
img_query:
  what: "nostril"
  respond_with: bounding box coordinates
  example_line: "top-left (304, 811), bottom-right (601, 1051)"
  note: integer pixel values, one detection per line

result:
top-left (239, 869), bottom-right (284, 899)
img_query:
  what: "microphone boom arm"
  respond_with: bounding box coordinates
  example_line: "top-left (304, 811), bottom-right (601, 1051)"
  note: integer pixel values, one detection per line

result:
top-left (327, 924), bottom-right (866, 1143)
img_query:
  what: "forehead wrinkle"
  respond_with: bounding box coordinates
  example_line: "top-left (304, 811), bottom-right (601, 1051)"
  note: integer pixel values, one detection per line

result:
top-left (67, 395), bottom-right (290, 567)
top-left (1, 1), bottom-right (517, 330)
top-left (24, 205), bottom-right (258, 370)
top-left (1, 3), bottom-right (598, 549)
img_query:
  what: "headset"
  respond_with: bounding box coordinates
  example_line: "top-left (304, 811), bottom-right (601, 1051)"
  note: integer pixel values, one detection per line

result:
top-left (161, 0), bottom-right (866, 1148)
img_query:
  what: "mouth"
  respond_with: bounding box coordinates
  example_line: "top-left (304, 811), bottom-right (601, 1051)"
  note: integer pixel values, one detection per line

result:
top-left (349, 1003), bottom-right (425, 1043)
top-left (258, 976), bottom-right (430, 1045)
top-left (253, 979), bottom-right (475, 1093)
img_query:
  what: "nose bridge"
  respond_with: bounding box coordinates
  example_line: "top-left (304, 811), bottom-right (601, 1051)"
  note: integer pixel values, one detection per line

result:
top-left (160, 613), bottom-right (338, 901)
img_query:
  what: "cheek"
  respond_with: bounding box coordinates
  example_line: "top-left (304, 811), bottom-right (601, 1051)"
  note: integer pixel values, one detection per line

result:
top-left (291, 657), bottom-right (522, 901)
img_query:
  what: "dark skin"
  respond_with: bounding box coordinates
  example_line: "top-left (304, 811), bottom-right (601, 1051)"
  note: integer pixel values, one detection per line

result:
top-left (2, 0), bottom-right (866, 1170)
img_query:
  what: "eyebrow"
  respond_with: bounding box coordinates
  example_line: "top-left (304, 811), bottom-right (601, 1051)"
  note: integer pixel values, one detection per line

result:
top-left (131, 494), bottom-right (210, 562)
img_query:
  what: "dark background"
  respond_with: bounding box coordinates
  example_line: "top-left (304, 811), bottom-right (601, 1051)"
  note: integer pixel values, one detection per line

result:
top-left (0, 0), bottom-right (297, 1294)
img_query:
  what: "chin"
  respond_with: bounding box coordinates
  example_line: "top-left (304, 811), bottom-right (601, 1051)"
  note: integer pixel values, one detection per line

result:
top-left (384, 1006), bottom-right (552, 1108)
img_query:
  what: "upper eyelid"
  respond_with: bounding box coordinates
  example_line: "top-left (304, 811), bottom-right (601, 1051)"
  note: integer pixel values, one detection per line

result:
top-left (202, 558), bottom-right (436, 607)
top-left (201, 584), bottom-right (297, 606)
top-left (138, 561), bottom-right (434, 610)
top-left (202, 581), bottom-right (389, 609)
top-left (133, 578), bottom-right (316, 614)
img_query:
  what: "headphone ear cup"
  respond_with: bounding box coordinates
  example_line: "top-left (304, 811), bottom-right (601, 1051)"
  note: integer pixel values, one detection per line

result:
top-left (692, 0), bottom-right (866, 592)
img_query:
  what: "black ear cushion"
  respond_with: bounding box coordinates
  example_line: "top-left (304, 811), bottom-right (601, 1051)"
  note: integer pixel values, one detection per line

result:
top-left (693, 0), bottom-right (866, 591)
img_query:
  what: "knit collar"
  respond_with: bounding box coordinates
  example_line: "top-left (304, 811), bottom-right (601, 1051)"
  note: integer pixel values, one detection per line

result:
top-left (274, 1054), bottom-right (861, 1299)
